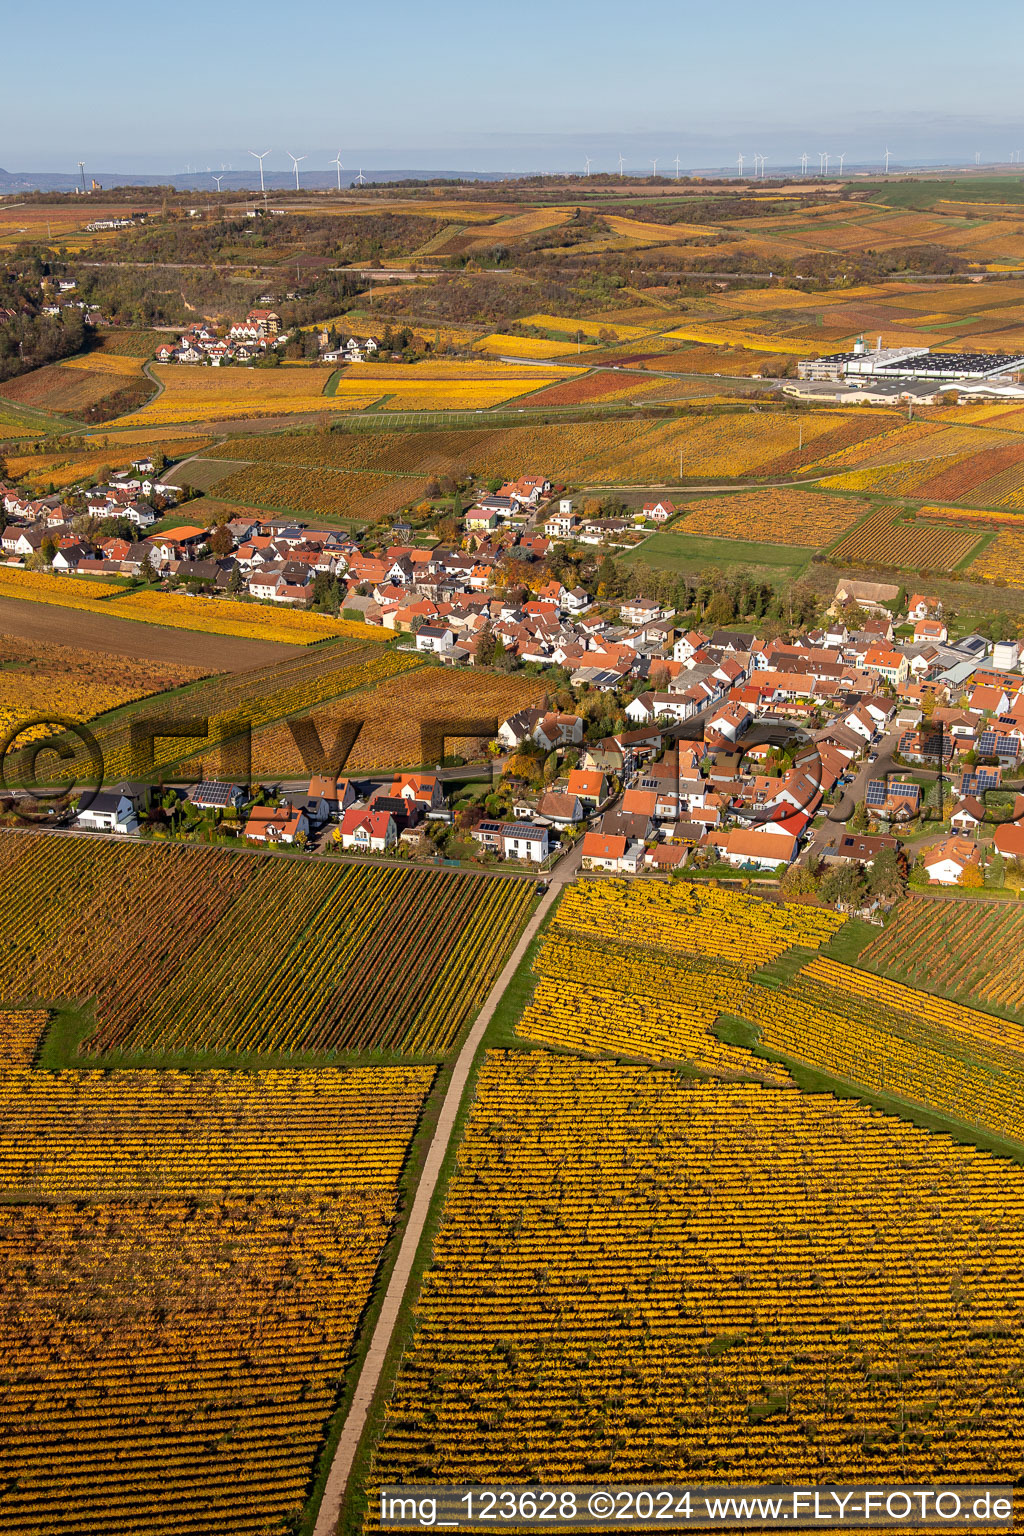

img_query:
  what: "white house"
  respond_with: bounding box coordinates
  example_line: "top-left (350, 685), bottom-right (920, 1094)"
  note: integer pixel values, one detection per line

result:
top-left (580, 831), bottom-right (643, 873)
top-left (75, 790), bottom-right (138, 835)
top-left (717, 827), bottom-right (796, 870)
top-left (338, 806), bottom-right (397, 852)
top-left (923, 836), bottom-right (980, 885)
top-left (415, 625), bottom-right (456, 654)
top-left (472, 819), bottom-right (551, 862)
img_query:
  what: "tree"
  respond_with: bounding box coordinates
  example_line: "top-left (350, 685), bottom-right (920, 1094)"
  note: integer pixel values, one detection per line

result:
top-left (475, 621), bottom-right (497, 667)
top-left (820, 861), bottom-right (867, 910)
top-left (780, 862), bottom-right (819, 898)
top-left (960, 861), bottom-right (985, 889)
top-left (209, 522), bottom-right (233, 557)
top-left (704, 588), bottom-right (735, 627)
top-left (866, 847), bottom-right (906, 903)
top-left (503, 752), bottom-right (541, 784)
top-left (847, 799), bottom-right (868, 833)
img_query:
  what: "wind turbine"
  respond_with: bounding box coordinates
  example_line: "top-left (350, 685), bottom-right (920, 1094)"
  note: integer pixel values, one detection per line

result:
top-left (823, 152), bottom-right (830, 174)
top-left (800, 152), bottom-right (808, 175)
top-left (884, 147), bottom-right (892, 172)
top-left (355, 168), bottom-right (367, 186)
top-left (737, 153), bottom-right (744, 178)
top-left (651, 158), bottom-right (659, 177)
top-left (213, 174), bottom-right (224, 192)
top-left (288, 153), bottom-right (306, 190)
top-left (674, 154), bottom-right (681, 179)
top-left (331, 151), bottom-right (345, 190)
top-left (249, 149), bottom-right (270, 193)
top-left (584, 156), bottom-right (592, 176)
top-left (837, 152), bottom-right (845, 175)
top-left (618, 153), bottom-right (625, 177)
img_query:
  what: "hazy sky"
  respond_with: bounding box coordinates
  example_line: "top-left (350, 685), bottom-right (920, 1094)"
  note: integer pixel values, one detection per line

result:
top-left (8, 0), bottom-right (1024, 173)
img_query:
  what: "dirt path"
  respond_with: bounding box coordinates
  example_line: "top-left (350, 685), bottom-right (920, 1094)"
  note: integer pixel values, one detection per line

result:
top-left (311, 843), bottom-right (581, 1536)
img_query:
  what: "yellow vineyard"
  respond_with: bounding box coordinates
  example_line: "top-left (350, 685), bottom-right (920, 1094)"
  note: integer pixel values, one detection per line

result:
top-left (366, 1053), bottom-right (1024, 1500)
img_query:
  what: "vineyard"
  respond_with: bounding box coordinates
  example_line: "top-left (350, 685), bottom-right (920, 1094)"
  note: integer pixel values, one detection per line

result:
top-left (5, 436), bottom-right (209, 493)
top-left (0, 565), bottom-right (377, 645)
top-left (0, 351), bottom-right (149, 418)
top-left (550, 879), bottom-right (841, 963)
top-left (472, 333), bottom-right (595, 358)
top-left (514, 882), bottom-right (841, 1076)
top-left (520, 370), bottom-right (676, 407)
top-left (828, 507), bottom-right (984, 571)
top-left (0, 834), bottom-right (535, 1059)
top-left (247, 667), bottom-right (547, 775)
top-left (860, 896), bottom-right (1024, 1015)
top-left (677, 488), bottom-right (868, 547)
top-left (744, 956), bottom-right (1024, 1152)
top-left (0, 1010), bottom-right (50, 1067)
top-left (365, 1052), bottom-right (1024, 1505)
top-left (0, 1042), bottom-right (433, 1536)
top-left (966, 527), bottom-right (1024, 584)
top-left (199, 409), bottom-right (884, 489)
top-left (63, 640), bottom-right (422, 783)
top-left (116, 359), bottom-right (580, 427)
top-left (0, 634), bottom-right (207, 740)
top-left (210, 463), bottom-right (431, 522)
top-left (517, 930), bottom-right (792, 1084)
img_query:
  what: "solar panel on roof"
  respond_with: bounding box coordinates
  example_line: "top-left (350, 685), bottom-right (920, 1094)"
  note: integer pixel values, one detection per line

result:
top-left (866, 780), bottom-right (887, 806)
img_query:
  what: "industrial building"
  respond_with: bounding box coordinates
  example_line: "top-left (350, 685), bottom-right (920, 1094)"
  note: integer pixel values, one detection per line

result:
top-left (797, 335), bottom-right (1024, 385)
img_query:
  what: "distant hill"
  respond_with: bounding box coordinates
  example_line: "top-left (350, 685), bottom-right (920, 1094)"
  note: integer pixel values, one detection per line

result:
top-left (0, 167), bottom-right (521, 194)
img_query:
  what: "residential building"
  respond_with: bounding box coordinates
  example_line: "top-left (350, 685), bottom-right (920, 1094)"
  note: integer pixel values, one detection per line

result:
top-left (244, 805), bottom-right (309, 844)
top-left (923, 836), bottom-right (980, 885)
top-left (472, 820), bottom-right (551, 862)
top-left (74, 790), bottom-right (138, 835)
top-left (580, 831), bottom-right (643, 873)
top-left (337, 806), bottom-right (397, 852)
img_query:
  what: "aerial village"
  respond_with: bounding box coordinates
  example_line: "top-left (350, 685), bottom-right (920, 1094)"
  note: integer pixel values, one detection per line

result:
top-left (5, 440), bottom-right (1023, 902)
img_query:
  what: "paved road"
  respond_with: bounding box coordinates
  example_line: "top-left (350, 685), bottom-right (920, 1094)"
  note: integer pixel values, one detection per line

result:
top-left (310, 839), bottom-right (583, 1536)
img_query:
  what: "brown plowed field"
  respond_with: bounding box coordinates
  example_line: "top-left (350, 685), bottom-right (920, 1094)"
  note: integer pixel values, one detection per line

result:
top-left (0, 597), bottom-right (303, 671)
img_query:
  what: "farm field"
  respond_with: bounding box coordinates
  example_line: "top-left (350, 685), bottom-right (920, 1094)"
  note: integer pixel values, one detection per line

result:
top-left (0, 1031), bottom-right (433, 1536)
top-left (364, 1052), bottom-right (1024, 1506)
top-left (620, 528), bottom-right (811, 577)
top-left (515, 882), bottom-right (838, 1079)
top-left (209, 463), bottom-right (431, 523)
top-left (0, 633), bottom-right (207, 740)
top-left (0, 566), bottom-right (379, 644)
top-left (859, 896), bottom-right (1024, 1016)
top-left (49, 640), bottom-right (422, 784)
top-left (0, 348), bottom-right (152, 420)
top-left (0, 594), bottom-right (305, 671)
top-left (116, 359), bottom-right (581, 427)
top-left (246, 666), bottom-right (548, 776)
top-left (827, 506), bottom-right (985, 572)
top-left (966, 526), bottom-right (1024, 584)
top-left (0, 834), bottom-right (536, 1061)
top-left (677, 487), bottom-right (870, 546)
top-left (0, 201), bottom-right (161, 246)
top-left (744, 955), bottom-right (1024, 1154)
